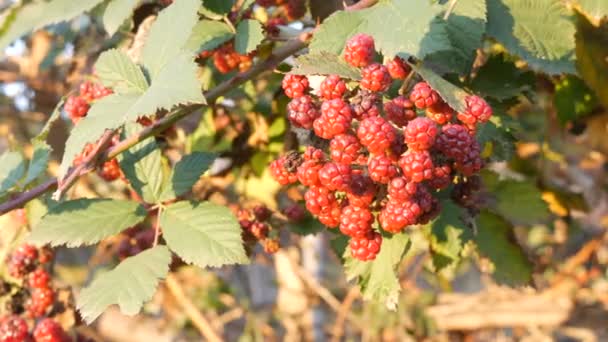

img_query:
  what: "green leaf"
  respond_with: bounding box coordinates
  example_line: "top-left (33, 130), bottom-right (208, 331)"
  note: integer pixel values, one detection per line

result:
top-left (286, 216), bottom-right (324, 236)
top-left (141, 0), bottom-right (200, 78)
top-left (576, 0), bottom-right (608, 25)
top-left (59, 94), bottom-right (140, 178)
top-left (309, 10), bottom-right (365, 54)
top-left (554, 76), bottom-right (598, 124)
top-left (184, 20), bottom-right (235, 53)
top-left (410, 63), bottom-right (469, 113)
top-left (344, 233), bottom-right (410, 310)
top-left (0, 151), bottom-right (25, 194)
top-left (77, 245), bottom-right (171, 323)
top-left (575, 12), bottom-right (608, 110)
top-left (474, 211), bottom-right (532, 285)
top-left (35, 98), bottom-right (65, 142)
top-left (159, 152), bottom-right (216, 201)
top-left (467, 54), bottom-right (534, 100)
top-left (23, 141), bottom-right (51, 186)
top-left (486, 0), bottom-right (576, 75)
top-left (102, 0), bottom-right (141, 36)
top-left (428, 201), bottom-right (470, 271)
top-left (28, 199), bottom-right (147, 247)
top-left (94, 49), bottom-right (149, 95)
top-left (119, 124), bottom-right (164, 204)
top-left (202, 0), bottom-right (235, 17)
top-left (0, 0), bottom-right (104, 53)
top-left (123, 53), bottom-right (205, 122)
top-left (160, 201), bottom-right (249, 268)
top-left (234, 19), bottom-right (264, 55)
top-left (290, 51), bottom-right (362, 80)
top-left (475, 120), bottom-right (516, 161)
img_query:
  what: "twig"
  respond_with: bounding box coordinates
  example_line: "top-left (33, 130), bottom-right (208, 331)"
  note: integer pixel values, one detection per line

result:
top-left (153, 206), bottom-right (163, 246)
top-left (443, 0), bottom-right (459, 20)
top-left (330, 286), bottom-right (360, 342)
top-left (165, 274), bottom-right (223, 342)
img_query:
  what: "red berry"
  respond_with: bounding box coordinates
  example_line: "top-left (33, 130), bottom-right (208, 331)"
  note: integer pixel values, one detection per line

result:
top-left (343, 33), bottom-right (375, 68)
top-left (318, 162), bottom-right (352, 191)
top-left (340, 205), bottom-right (373, 238)
top-left (79, 81), bottom-right (95, 101)
top-left (350, 231), bottom-right (382, 261)
top-left (213, 43), bottom-right (240, 73)
top-left (329, 134), bottom-right (363, 164)
top-left (383, 96), bottom-right (416, 127)
top-left (28, 268), bottom-right (51, 289)
top-left (367, 155), bottom-right (398, 184)
top-left (357, 116), bottom-right (396, 155)
top-left (346, 174), bottom-right (376, 207)
top-left (91, 83), bottom-right (113, 100)
top-left (270, 156), bottom-right (298, 185)
top-left (320, 75), bottom-right (347, 100)
top-left (64, 96), bottom-right (89, 123)
top-left (282, 74), bottom-right (309, 99)
top-left (27, 287), bottom-right (54, 318)
top-left (409, 82), bottom-right (440, 109)
top-left (263, 238), bottom-right (280, 254)
top-left (454, 142), bottom-right (483, 176)
top-left (250, 222), bottom-right (269, 240)
top-left (303, 146), bottom-right (325, 162)
top-left (418, 196), bottom-right (441, 225)
top-left (283, 203), bottom-right (307, 222)
top-left (253, 205), bottom-right (271, 221)
top-left (404, 117), bottom-right (438, 151)
top-left (0, 315), bottom-right (29, 342)
top-left (38, 247), bottom-right (53, 265)
top-left (287, 95), bottom-right (319, 129)
top-left (386, 56), bottom-right (410, 80)
top-left (457, 95), bottom-right (492, 127)
top-left (387, 177), bottom-right (418, 201)
top-left (350, 89), bottom-right (381, 120)
top-left (98, 158), bottom-right (121, 181)
top-left (379, 199), bottom-right (423, 233)
top-left (398, 150), bottom-right (434, 183)
top-left (304, 186), bottom-right (337, 215)
top-left (435, 124), bottom-right (476, 162)
top-left (7, 244), bottom-right (39, 278)
top-left (427, 164), bottom-right (452, 190)
top-left (360, 63), bottom-right (392, 92)
top-left (297, 160), bottom-right (323, 186)
top-left (425, 101), bottom-right (453, 125)
top-left (33, 318), bottom-right (69, 342)
top-left (317, 203), bottom-right (342, 228)
top-left (313, 99), bottom-right (353, 139)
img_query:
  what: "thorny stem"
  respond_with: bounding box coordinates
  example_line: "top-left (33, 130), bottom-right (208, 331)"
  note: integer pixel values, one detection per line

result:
top-left (0, 1), bottom-right (379, 215)
top-left (443, 0), bottom-right (459, 20)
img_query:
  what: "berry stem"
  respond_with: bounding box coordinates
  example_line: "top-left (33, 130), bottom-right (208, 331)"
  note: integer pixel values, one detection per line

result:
top-left (153, 206), bottom-right (163, 247)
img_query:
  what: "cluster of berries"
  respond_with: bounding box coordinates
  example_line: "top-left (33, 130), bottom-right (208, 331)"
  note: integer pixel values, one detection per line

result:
top-left (199, 42), bottom-right (255, 74)
top-left (270, 34), bottom-right (492, 261)
top-left (72, 134), bottom-right (122, 182)
top-left (236, 205), bottom-right (281, 254)
top-left (63, 81), bottom-right (112, 124)
top-left (2, 242), bottom-right (71, 341)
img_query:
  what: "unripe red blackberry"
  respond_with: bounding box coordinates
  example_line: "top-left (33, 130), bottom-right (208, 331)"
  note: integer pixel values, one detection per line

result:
top-left (435, 124), bottom-right (475, 162)
top-left (27, 287), bottom-right (54, 318)
top-left (64, 96), bottom-right (89, 123)
top-left (357, 116), bottom-right (397, 155)
top-left (318, 162), bottom-right (352, 191)
top-left (282, 74), bottom-right (309, 99)
top-left (250, 222), bottom-right (269, 240)
top-left (91, 83), bottom-right (113, 100)
top-left (340, 205), bottom-right (373, 237)
top-left (253, 205), bottom-right (271, 221)
top-left (296, 160), bottom-right (323, 186)
top-left (386, 56), bottom-right (410, 80)
top-left (313, 99), bottom-right (353, 139)
top-left (367, 155), bottom-right (399, 184)
top-left (350, 231), bottom-right (382, 261)
top-left (38, 247), bottom-right (53, 265)
top-left (329, 134), bottom-right (363, 164)
top-left (303, 146), bottom-right (325, 162)
top-left (98, 158), bottom-right (122, 181)
top-left (418, 196), bottom-right (440, 225)
top-left (0, 315), bottom-right (29, 342)
top-left (404, 117), bottom-right (438, 151)
top-left (387, 177), bottom-right (418, 201)
top-left (7, 244), bottom-right (39, 278)
top-left (79, 81), bottom-right (95, 101)
top-left (383, 96), bottom-right (416, 127)
top-left (350, 89), bottom-right (381, 120)
top-left (28, 268), bottom-right (51, 289)
top-left (346, 174), bottom-right (376, 207)
top-left (343, 33), bottom-right (375, 68)
top-left (427, 164), bottom-right (452, 190)
top-left (360, 63), bottom-right (392, 92)
top-left (33, 318), bottom-right (69, 342)
top-left (398, 150), bottom-right (434, 183)
top-left (379, 199), bottom-right (423, 233)
top-left (317, 203), bottom-right (342, 228)
top-left (320, 75), bottom-right (347, 100)
top-left (409, 82), bottom-right (440, 109)
top-left (304, 186), bottom-right (337, 215)
top-left (426, 101), bottom-right (454, 125)
top-left (457, 95), bottom-right (492, 127)
top-left (287, 95), bottom-right (319, 129)
top-left (270, 156), bottom-right (298, 185)
top-left (213, 43), bottom-right (240, 73)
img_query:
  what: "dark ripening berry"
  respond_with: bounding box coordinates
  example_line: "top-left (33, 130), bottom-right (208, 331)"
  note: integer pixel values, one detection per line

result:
top-left (270, 156), bottom-right (298, 185)
top-left (320, 75), bottom-right (347, 100)
top-left (287, 95), bottom-right (319, 129)
top-left (350, 231), bottom-right (382, 261)
top-left (64, 96), bottom-right (89, 123)
top-left (383, 96), bottom-right (416, 128)
top-left (283, 203), bottom-right (307, 222)
top-left (329, 134), bottom-right (363, 164)
top-left (340, 205), bottom-right (373, 238)
top-left (28, 268), bottom-right (51, 289)
top-left (426, 101), bottom-right (454, 125)
top-left (0, 315), bottom-right (29, 342)
top-left (454, 142), bottom-right (483, 176)
top-left (27, 287), bottom-right (54, 318)
top-left (451, 175), bottom-right (483, 210)
top-left (318, 162), bottom-right (352, 191)
top-left (427, 164), bottom-right (452, 190)
top-left (317, 203), bottom-right (342, 228)
top-left (357, 116), bottom-right (397, 155)
top-left (409, 82), bottom-right (440, 109)
top-left (398, 150), bottom-right (434, 183)
top-left (404, 117), bottom-right (438, 151)
top-left (386, 56), bottom-right (411, 80)
top-left (367, 155), bottom-right (399, 184)
top-left (387, 177), bottom-right (418, 201)
top-left (435, 124), bottom-right (476, 162)
top-left (8, 244), bottom-right (39, 278)
top-left (350, 89), bottom-right (381, 120)
top-left (346, 174), bottom-right (376, 207)
top-left (33, 318), bottom-right (69, 342)
top-left (457, 95), bottom-right (492, 128)
top-left (379, 199), bottom-right (423, 233)
top-left (360, 63), bottom-right (392, 92)
top-left (296, 160), bottom-right (323, 186)
top-left (313, 99), bottom-right (353, 139)
top-left (253, 205), bottom-right (271, 221)
top-left (282, 74), bottom-right (309, 99)
top-left (343, 33), bottom-right (375, 68)
top-left (304, 186), bottom-right (337, 215)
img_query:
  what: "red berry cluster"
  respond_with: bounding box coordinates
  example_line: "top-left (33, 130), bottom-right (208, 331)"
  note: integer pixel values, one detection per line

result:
top-left (0, 315), bottom-right (70, 342)
top-left (64, 81), bottom-right (112, 124)
top-left (205, 42), bottom-right (255, 74)
top-left (72, 135), bottom-right (122, 182)
top-left (271, 34), bottom-right (493, 261)
top-left (237, 205), bottom-right (280, 254)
